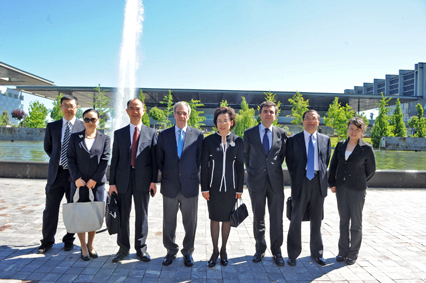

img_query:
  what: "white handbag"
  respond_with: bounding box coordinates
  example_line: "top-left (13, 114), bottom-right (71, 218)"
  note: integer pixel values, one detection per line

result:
top-left (62, 187), bottom-right (105, 233)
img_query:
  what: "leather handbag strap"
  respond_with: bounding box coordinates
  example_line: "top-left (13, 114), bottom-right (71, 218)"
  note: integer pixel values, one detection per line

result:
top-left (72, 186), bottom-right (95, 205)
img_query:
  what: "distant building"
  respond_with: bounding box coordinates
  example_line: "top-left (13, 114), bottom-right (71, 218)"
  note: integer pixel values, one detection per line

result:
top-left (0, 88), bottom-right (24, 125)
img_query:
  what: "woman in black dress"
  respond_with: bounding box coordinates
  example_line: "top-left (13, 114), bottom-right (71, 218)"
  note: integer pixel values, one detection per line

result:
top-left (328, 117), bottom-right (376, 265)
top-left (201, 107), bottom-right (244, 267)
top-left (68, 109), bottom-right (110, 261)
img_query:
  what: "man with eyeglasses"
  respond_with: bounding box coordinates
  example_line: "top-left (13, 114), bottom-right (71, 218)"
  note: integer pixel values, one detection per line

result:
top-left (286, 109), bottom-right (331, 266)
top-left (156, 101), bottom-right (204, 267)
top-left (38, 94), bottom-right (85, 254)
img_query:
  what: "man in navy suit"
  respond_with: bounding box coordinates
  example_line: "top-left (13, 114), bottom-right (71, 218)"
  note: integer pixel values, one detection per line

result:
top-left (38, 94), bottom-right (85, 254)
top-left (286, 109), bottom-right (331, 266)
top-left (157, 101), bottom-right (204, 267)
top-left (109, 98), bottom-right (158, 263)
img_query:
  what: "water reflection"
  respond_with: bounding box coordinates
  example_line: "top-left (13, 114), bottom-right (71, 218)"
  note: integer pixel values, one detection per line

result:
top-left (1, 141), bottom-right (426, 170)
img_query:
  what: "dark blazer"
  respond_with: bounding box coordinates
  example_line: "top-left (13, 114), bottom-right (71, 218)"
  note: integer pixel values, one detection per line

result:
top-left (109, 124), bottom-right (158, 193)
top-left (157, 126), bottom-right (204, 198)
top-left (44, 119), bottom-right (85, 190)
top-left (67, 130), bottom-right (111, 184)
top-left (244, 125), bottom-right (287, 192)
top-left (200, 133), bottom-right (244, 193)
top-left (328, 138), bottom-right (376, 191)
top-left (286, 131), bottom-right (331, 201)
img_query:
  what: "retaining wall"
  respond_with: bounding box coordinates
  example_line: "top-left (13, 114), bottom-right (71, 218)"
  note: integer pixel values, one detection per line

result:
top-left (0, 127), bottom-right (45, 141)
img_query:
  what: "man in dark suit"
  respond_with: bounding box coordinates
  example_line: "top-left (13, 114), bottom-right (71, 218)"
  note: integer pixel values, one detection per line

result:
top-left (244, 101), bottom-right (287, 266)
top-left (38, 94), bottom-right (85, 254)
top-left (157, 101), bottom-right (204, 267)
top-left (109, 98), bottom-right (158, 263)
top-left (286, 109), bottom-right (331, 266)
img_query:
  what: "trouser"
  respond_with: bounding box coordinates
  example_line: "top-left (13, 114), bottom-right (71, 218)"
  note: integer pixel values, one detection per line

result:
top-left (163, 190), bottom-right (198, 256)
top-left (287, 174), bottom-right (324, 259)
top-left (336, 186), bottom-right (366, 259)
top-left (249, 176), bottom-right (284, 255)
top-left (117, 169), bottom-right (150, 253)
top-left (41, 166), bottom-right (74, 245)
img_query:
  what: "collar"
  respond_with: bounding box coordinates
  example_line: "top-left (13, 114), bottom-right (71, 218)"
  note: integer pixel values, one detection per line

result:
top-left (259, 123), bottom-right (273, 133)
top-left (303, 130), bottom-right (317, 140)
top-left (216, 132), bottom-right (231, 137)
top-left (130, 122), bottom-right (142, 131)
top-left (175, 124), bottom-right (188, 133)
top-left (62, 117), bottom-right (76, 126)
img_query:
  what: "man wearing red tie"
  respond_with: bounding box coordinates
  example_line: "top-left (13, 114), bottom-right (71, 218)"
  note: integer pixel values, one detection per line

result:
top-left (109, 98), bottom-right (158, 263)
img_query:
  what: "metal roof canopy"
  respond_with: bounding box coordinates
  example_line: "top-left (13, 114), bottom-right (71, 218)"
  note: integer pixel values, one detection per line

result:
top-left (15, 85), bottom-right (422, 112)
top-left (0, 62), bottom-right (54, 86)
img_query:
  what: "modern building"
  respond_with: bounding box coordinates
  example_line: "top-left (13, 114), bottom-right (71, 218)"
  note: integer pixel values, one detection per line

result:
top-left (0, 88), bottom-right (24, 125)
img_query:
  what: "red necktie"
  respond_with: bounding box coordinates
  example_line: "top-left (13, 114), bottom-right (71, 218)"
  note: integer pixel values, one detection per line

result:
top-left (131, 126), bottom-right (139, 168)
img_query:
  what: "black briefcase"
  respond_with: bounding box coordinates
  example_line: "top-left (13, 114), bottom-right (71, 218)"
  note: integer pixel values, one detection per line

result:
top-left (230, 198), bottom-right (249, 228)
top-left (105, 192), bottom-right (120, 235)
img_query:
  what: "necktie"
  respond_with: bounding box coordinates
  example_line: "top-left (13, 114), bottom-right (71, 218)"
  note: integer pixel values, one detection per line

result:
top-left (177, 129), bottom-right (184, 158)
top-left (60, 122), bottom-right (71, 169)
top-left (131, 126), bottom-right (139, 168)
top-left (263, 128), bottom-right (270, 155)
top-left (306, 134), bottom-right (314, 180)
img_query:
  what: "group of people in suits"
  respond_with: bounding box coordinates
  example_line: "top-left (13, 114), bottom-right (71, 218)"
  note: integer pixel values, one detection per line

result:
top-left (37, 96), bottom-right (375, 267)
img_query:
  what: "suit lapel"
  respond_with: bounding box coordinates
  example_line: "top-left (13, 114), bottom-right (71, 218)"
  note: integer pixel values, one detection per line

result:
top-left (181, 126), bottom-right (192, 157)
top-left (136, 125), bottom-right (149, 157)
top-left (253, 125), bottom-right (266, 157)
top-left (298, 132), bottom-right (307, 161)
top-left (89, 131), bottom-right (103, 154)
top-left (268, 126), bottom-right (280, 158)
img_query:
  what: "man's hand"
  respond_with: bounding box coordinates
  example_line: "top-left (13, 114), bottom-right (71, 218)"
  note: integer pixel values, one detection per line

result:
top-left (330, 186), bottom-right (336, 193)
top-left (86, 179), bottom-right (97, 189)
top-left (149, 182), bottom-right (157, 197)
top-left (202, 192), bottom-right (210, 201)
top-left (236, 193), bottom-right (242, 199)
top-left (75, 178), bottom-right (86, 188)
top-left (109, 185), bottom-right (118, 195)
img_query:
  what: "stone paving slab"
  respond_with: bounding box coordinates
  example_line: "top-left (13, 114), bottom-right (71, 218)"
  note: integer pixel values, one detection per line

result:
top-left (0, 178), bottom-right (425, 282)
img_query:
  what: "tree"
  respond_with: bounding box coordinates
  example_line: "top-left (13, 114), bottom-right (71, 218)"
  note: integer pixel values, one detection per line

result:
top-left (11, 109), bottom-right (27, 124)
top-left (0, 110), bottom-right (11, 126)
top-left (90, 85), bottom-right (111, 130)
top-left (288, 91), bottom-right (309, 129)
top-left (187, 99), bottom-right (206, 130)
top-left (148, 107), bottom-right (166, 128)
top-left (324, 97), bottom-right (354, 140)
top-left (371, 93), bottom-right (392, 148)
top-left (408, 103), bottom-right (426, 137)
top-left (234, 97), bottom-right (257, 137)
top-left (24, 101), bottom-right (49, 128)
top-left (257, 91), bottom-right (281, 126)
top-left (220, 100), bottom-right (228, 107)
top-left (389, 98), bottom-right (406, 137)
top-left (138, 90), bottom-right (151, 127)
top-left (159, 90), bottom-right (174, 128)
top-left (50, 93), bottom-right (63, 121)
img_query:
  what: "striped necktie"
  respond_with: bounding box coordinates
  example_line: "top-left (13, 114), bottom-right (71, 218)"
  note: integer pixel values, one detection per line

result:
top-left (60, 122), bottom-right (71, 169)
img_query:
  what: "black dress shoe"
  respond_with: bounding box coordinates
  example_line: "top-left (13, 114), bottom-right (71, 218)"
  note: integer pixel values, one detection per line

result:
top-left (287, 258), bottom-right (297, 266)
top-left (80, 251), bottom-right (90, 261)
top-left (137, 251), bottom-right (151, 262)
top-left (312, 256), bottom-right (327, 266)
top-left (208, 252), bottom-right (219, 268)
top-left (112, 250), bottom-right (129, 263)
top-left (162, 254), bottom-right (176, 266)
top-left (87, 245), bottom-right (98, 259)
top-left (336, 255), bottom-right (346, 262)
top-left (346, 258), bottom-right (356, 265)
top-left (37, 243), bottom-right (52, 254)
top-left (63, 242), bottom-right (74, 252)
top-left (252, 252), bottom-right (265, 263)
top-left (220, 250), bottom-right (228, 266)
top-left (183, 254), bottom-right (194, 267)
top-left (273, 253), bottom-right (284, 266)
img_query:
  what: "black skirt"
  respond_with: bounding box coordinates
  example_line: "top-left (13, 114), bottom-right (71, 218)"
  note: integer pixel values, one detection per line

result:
top-left (207, 184), bottom-right (236, 222)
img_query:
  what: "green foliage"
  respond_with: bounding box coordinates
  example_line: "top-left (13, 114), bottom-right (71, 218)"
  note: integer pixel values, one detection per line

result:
top-left (187, 99), bottom-right (206, 130)
top-left (234, 97), bottom-right (257, 137)
top-left (76, 108), bottom-right (83, 119)
top-left (220, 100), bottom-right (228, 107)
top-left (288, 91), bottom-right (309, 129)
top-left (355, 112), bottom-right (369, 127)
top-left (324, 97), bottom-right (354, 140)
top-left (371, 93), bottom-right (392, 148)
top-left (50, 93), bottom-right (63, 121)
top-left (24, 101), bottom-right (49, 128)
top-left (0, 110), bottom-right (11, 126)
top-left (389, 98), bottom-right (406, 137)
top-left (148, 107), bottom-right (167, 128)
top-left (91, 85), bottom-right (111, 130)
top-left (257, 91), bottom-right (281, 126)
top-left (138, 90), bottom-right (151, 127)
top-left (159, 90), bottom-right (174, 128)
top-left (408, 103), bottom-right (426, 137)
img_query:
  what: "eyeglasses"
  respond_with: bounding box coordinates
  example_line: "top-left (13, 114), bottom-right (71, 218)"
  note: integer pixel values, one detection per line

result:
top-left (61, 105), bottom-right (77, 110)
top-left (84, 118), bottom-right (98, 123)
top-left (304, 117), bottom-right (318, 121)
top-left (175, 111), bottom-right (189, 117)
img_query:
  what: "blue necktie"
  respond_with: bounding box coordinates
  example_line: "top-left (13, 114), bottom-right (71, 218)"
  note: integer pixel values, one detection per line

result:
top-left (306, 134), bottom-right (314, 180)
top-left (263, 128), bottom-right (270, 155)
top-left (177, 129), bottom-right (184, 158)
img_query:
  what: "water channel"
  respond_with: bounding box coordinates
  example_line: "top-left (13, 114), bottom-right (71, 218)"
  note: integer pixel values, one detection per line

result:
top-left (1, 141), bottom-right (425, 170)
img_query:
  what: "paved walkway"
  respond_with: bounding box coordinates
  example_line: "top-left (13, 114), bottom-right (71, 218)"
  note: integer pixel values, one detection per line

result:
top-left (0, 178), bottom-right (425, 283)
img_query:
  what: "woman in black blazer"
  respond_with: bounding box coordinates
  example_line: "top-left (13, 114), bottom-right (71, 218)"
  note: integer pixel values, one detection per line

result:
top-left (201, 107), bottom-right (244, 267)
top-left (328, 117), bottom-right (376, 265)
top-left (67, 109), bottom-right (111, 261)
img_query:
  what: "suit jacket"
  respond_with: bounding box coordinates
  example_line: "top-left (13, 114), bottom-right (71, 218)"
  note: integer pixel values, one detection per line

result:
top-left (200, 133), bottom-right (244, 193)
top-left (328, 138), bottom-right (376, 191)
top-left (157, 125), bottom-right (204, 198)
top-left (67, 130), bottom-right (111, 184)
top-left (109, 124), bottom-right (158, 194)
top-left (44, 119), bottom-right (85, 190)
top-left (243, 125), bottom-right (287, 193)
top-left (286, 131), bottom-right (331, 201)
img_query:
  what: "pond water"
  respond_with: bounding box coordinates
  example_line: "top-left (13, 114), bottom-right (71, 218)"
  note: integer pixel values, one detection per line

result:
top-left (1, 141), bottom-right (426, 170)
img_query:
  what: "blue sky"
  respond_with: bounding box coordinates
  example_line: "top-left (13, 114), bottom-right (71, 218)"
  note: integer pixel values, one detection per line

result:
top-left (1, 0), bottom-right (425, 113)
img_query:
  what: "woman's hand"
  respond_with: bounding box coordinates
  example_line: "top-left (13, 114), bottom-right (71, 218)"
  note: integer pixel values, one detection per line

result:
top-left (330, 186), bottom-right (336, 193)
top-left (202, 192), bottom-right (210, 201)
top-left (75, 178), bottom-right (86, 188)
top-left (236, 193), bottom-right (242, 199)
top-left (86, 179), bottom-right (97, 189)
